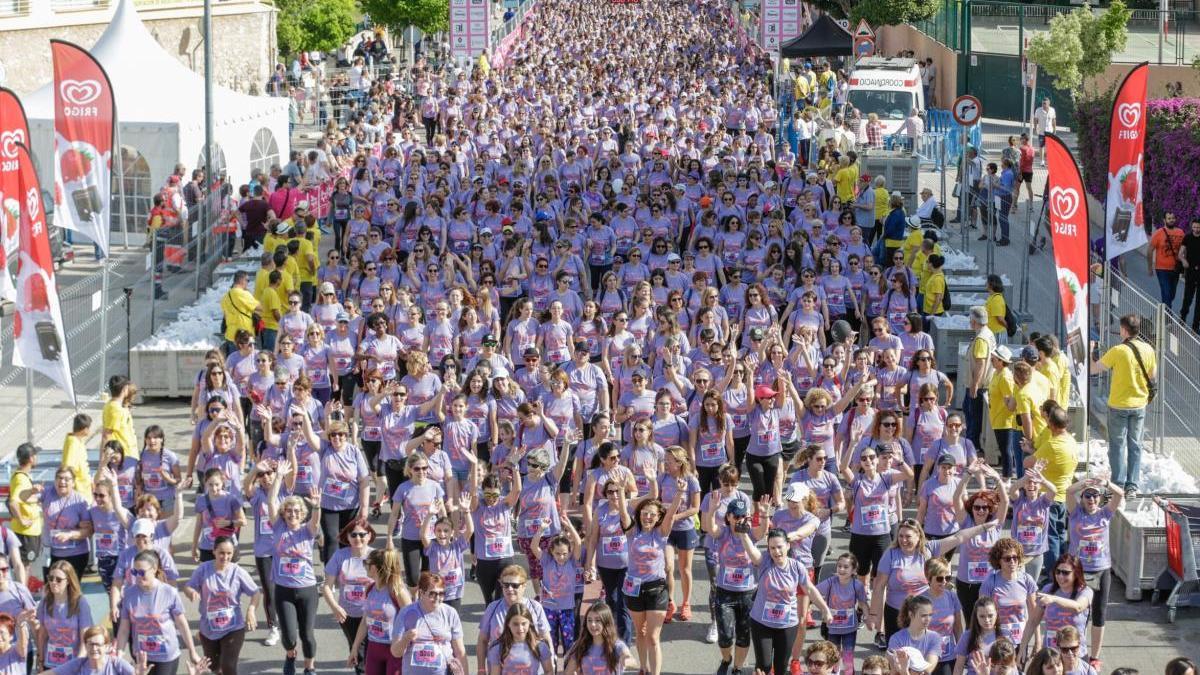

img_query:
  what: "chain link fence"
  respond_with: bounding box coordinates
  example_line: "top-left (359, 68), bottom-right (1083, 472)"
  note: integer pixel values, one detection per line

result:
top-left (1096, 266), bottom-right (1200, 459)
top-left (0, 190), bottom-right (230, 449)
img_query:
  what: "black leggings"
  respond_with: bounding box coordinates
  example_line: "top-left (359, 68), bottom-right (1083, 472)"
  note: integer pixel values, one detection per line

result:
top-left (273, 584), bottom-right (319, 658)
top-left (476, 556), bottom-right (514, 605)
top-left (144, 660), bottom-right (179, 675)
top-left (849, 533), bottom-right (890, 578)
top-left (751, 617), bottom-right (798, 675)
top-left (422, 116), bottom-right (439, 145)
top-left (745, 452), bottom-right (781, 501)
top-left (339, 615), bottom-right (366, 672)
top-left (697, 465), bottom-right (721, 497)
top-left (199, 627), bottom-right (245, 675)
top-left (321, 507), bottom-right (358, 563)
top-left (733, 435), bottom-right (750, 474)
top-left (956, 582), bottom-right (981, 622)
top-left (362, 440), bottom-right (382, 476)
top-left (254, 556), bottom-right (277, 627)
top-left (49, 553), bottom-right (87, 582)
top-left (598, 565), bottom-right (633, 644)
top-left (400, 537), bottom-right (428, 589)
top-left (811, 531), bottom-right (830, 580)
top-left (338, 373), bottom-right (357, 406)
top-left (384, 461), bottom-right (407, 503)
top-left (1089, 569), bottom-right (1111, 627)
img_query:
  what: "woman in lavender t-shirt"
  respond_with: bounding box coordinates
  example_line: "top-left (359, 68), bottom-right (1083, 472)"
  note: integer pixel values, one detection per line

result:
top-left (1063, 476), bottom-right (1123, 664)
top-left (183, 536), bottom-right (260, 674)
top-left (114, 550), bottom-right (203, 673)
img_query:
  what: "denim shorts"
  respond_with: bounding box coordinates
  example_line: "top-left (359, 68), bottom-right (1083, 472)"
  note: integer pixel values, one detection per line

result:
top-left (667, 528), bottom-right (700, 551)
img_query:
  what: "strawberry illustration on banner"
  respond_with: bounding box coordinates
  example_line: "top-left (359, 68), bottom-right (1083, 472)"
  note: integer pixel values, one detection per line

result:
top-left (1045, 134), bottom-right (1088, 420)
top-left (11, 142), bottom-right (75, 406)
top-left (1104, 62), bottom-right (1149, 260)
top-left (51, 40), bottom-right (115, 257)
top-left (0, 87), bottom-right (30, 303)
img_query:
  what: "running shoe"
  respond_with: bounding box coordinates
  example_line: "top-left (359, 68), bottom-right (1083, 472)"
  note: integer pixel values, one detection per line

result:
top-left (874, 631), bottom-right (888, 650)
top-left (283, 657), bottom-right (296, 675)
top-left (706, 622), bottom-right (719, 644)
top-left (265, 626), bottom-right (280, 646)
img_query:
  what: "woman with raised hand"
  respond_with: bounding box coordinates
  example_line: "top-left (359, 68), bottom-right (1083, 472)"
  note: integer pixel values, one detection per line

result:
top-left (385, 451), bottom-right (446, 592)
top-left (1064, 475), bottom-right (1123, 669)
top-left (265, 461), bottom-right (322, 675)
top-left (624, 484), bottom-right (685, 675)
top-left (951, 463), bottom-right (1010, 617)
top-left (183, 536), bottom-right (261, 675)
top-left (1020, 554), bottom-right (1092, 657)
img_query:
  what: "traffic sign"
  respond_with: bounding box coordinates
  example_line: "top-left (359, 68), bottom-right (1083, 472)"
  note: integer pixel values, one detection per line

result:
top-left (853, 19), bottom-right (875, 57)
top-left (854, 19), bottom-right (874, 37)
top-left (952, 94), bottom-right (983, 125)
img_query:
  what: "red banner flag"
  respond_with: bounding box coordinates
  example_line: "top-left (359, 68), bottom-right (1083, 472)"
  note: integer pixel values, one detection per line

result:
top-left (12, 143), bottom-right (75, 405)
top-left (51, 40), bottom-right (115, 256)
top-left (0, 87), bottom-right (29, 302)
top-left (1045, 134), bottom-right (1088, 418)
top-left (1105, 62), bottom-right (1149, 260)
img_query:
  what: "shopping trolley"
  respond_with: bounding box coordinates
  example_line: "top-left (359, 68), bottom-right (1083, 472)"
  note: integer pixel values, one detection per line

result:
top-left (1152, 495), bottom-right (1200, 623)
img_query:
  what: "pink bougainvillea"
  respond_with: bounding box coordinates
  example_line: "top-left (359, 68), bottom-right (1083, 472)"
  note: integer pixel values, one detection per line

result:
top-left (1076, 94), bottom-right (1200, 224)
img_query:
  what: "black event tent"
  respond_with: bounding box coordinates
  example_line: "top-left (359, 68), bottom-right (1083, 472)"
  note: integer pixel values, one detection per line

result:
top-left (779, 13), bottom-right (853, 57)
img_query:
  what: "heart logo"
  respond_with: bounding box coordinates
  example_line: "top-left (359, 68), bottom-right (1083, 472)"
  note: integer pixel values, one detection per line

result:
top-left (25, 187), bottom-right (39, 220)
top-left (1117, 102), bottom-right (1140, 129)
top-left (1049, 186), bottom-right (1079, 222)
top-left (0, 130), bottom-right (23, 159)
top-left (59, 79), bottom-right (102, 106)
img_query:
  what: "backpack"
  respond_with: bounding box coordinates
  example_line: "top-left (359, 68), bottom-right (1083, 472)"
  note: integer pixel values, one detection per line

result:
top-left (931, 205), bottom-right (945, 228)
top-left (941, 274), bottom-right (952, 313)
top-left (1003, 304), bottom-right (1018, 338)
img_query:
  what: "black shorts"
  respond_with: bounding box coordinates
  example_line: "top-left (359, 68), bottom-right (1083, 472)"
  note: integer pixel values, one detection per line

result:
top-left (1021, 171), bottom-right (1034, 184)
top-left (848, 532), bottom-right (892, 577)
top-left (624, 579), bottom-right (668, 612)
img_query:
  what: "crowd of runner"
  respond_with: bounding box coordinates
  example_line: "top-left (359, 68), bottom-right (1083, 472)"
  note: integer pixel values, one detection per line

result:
top-left (1, 1), bottom-right (1190, 675)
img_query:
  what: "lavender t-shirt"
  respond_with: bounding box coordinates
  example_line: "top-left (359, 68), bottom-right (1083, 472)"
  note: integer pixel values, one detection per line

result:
top-left (42, 490), bottom-right (92, 557)
top-left (815, 576), bottom-right (868, 635)
top-left (185, 561), bottom-right (260, 640)
top-left (979, 571), bottom-right (1038, 644)
top-left (36, 597), bottom-right (92, 667)
top-left (888, 627), bottom-right (946, 664)
top-left (1068, 506), bottom-right (1113, 572)
top-left (324, 547), bottom-right (373, 617)
top-left (393, 603), bottom-right (463, 675)
top-left (51, 658), bottom-right (135, 675)
top-left (271, 523), bottom-right (318, 588)
top-left (425, 538), bottom-right (469, 601)
top-left (1011, 493), bottom-right (1053, 556)
top-left (122, 583), bottom-right (185, 663)
top-left (750, 556), bottom-right (807, 628)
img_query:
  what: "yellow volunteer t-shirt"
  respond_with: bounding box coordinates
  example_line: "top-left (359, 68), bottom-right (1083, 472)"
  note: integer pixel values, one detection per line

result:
top-left (986, 292), bottom-right (1007, 335)
top-left (221, 286), bottom-right (260, 342)
top-left (262, 232), bottom-right (286, 257)
top-left (1034, 431), bottom-right (1078, 503)
top-left (988, 368), bottom-right (1016, 430)
top-left (834, 166), bottom-right (858, 203)
top-left (292, 237), bottom-right (318, 284)
top-left (8, 470), bottom-right (41, 536)
top-left (1015, 373), bottom-right (1053, 439)
top-left (62, 435), bottom-right (94, 499)
top-left (1037, 357), bottom-right (1065, 407)
top-left (902, 228), bottom-right (925, 264)
top-left (874, 187), bottom-right (890, 222)
top-left (1100, 340), bottom-right (1157, 409)
top-left (793, 77), bottom-right (810, 102)
top-left (102, 398), bottom-right (138, 459)
top-left (260, 289), bottom-right (284, 331)
top-left (1053, 351), bottom-right (1072, 406)
top-left (922, 272), bottom-right (947, 315)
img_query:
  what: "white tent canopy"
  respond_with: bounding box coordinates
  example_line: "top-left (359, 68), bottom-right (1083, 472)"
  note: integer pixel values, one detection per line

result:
top-left (24, 0), bottom-right (289, 218)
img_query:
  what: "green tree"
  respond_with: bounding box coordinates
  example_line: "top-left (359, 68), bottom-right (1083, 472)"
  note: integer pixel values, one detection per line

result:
top-left (1028, 0), bottom-right (1130, 96)
top-left (276, 0), bottom-right (359, 56)
top-left (806, 0), bottom-right (941, 27)
top-left (359, 0), bottom-right (449, 35)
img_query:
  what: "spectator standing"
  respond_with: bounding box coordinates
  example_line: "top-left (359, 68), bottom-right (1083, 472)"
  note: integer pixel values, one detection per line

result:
top-left (1090, 314), bottom-right (1157, 498)
top-left (238, 186), bottom-right (271, 250)
top-left (1147, 213), bottom-right (1185, 312)
top-left (1179, 218), bottom-right (1200, 332)
top-left (963, 306), bottom-right (997, 452)
top-left (1033, 98), bottom-right (1057, 166)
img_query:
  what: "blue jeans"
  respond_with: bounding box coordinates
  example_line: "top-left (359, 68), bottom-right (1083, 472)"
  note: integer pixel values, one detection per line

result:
top-left (963, 389), bottom-right (986, 452)
top-left (1155, 269), bottom-right (1180, 310)
top-left (995, 428), bottom-right (1023, 479)
top-left (1107, 406), bottom-right (1147, 490)
top-left (1042, 502), bottom-right (1068, 584)
top-left (998, 194), bottom-right (1012, 240)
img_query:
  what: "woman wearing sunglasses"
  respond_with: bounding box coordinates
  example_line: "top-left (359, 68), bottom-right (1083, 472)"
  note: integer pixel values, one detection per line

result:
top-left (264, 460), bottom-right (322, 675)
top-left (35, 562), bottom-right (91, 671)
top-left (393, 572), bottom-right (466, 675)
top-left (476, 565), bottom-right (554, 674)
top-left (320, 518), bottom-right (377, 671)
top-left (114, 551), bottom-right (204, 675)
top-left (977, 538), bottom-right (1038, 651)
top-left (1062, 476), bottom-right (1123, 668)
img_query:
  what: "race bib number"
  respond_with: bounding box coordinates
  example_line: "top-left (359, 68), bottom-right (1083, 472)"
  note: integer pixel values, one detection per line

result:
top-left (335, 207), bottom-right (349, 220)
top-left (344, 582), bottom-right (368, 602)
top-left (602, 535), bottom-right (627, 555)
top-left (280, 556), bottom-right (307, 579)
top-left (118, 483), bottom-right (134, 503)
top-left (46, 644), bottom-right (71, 665)
top-left (861, 503), bottom-right (886, 526)
top-left (721, 566), bottom-right (753, 589)
top-left (96, 531), bottom-right (119, 555)
top-left (258, 517), bottom-right (274, 536)
top-left (296, 464), bottom-right (313, 483)
top-left (144, 469), bottom-right (164, 490)
top-left (700, 442), bottom-right (725, 463)
top-left (410, 641), bottom-right (444, 669)
top-left (1080, 539), bottom-right (1103, 560)
top-left (485, 535), bottom-right (513, 558)
top-left (829, 608), bottom-right (854, 628)
top-left (207, 607), bottom-right (236, 630)
top-left (731, 413), bottom-right (748, 429)
top-left (968, 560), bottom-right (991, 582)
top-left (323, 478), bottom-right (353, 499)
top-left (368, 617), bottom-right (389, 641)
top-left (441, 567), bottom-right (462, 588)
top-left (764, 601), bottom-right (796, 624)
top-left (137, 634), bottom-right (168, 658)
top-left (622, 576), bottom-right (643, 596)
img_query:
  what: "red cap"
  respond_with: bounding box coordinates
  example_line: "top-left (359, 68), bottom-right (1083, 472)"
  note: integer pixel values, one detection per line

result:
top-left (754, 384), bottom-right (778, 399)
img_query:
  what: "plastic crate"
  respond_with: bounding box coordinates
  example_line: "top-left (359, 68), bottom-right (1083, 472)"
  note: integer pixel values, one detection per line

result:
top-left (930, 318), bottom-right (974, 372)
top-left (129, 349), bottom-right (177, 397)
top-left (1112, 496), bottom-right (1200, 600)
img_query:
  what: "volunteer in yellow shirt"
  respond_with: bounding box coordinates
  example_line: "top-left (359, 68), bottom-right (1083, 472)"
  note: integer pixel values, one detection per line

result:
top-left (62, 413), bottom-right (95, 500)
top-left (1013, 360), bottom-right (1052, 442)
top-left (833, 157), bottom-right (858, 203)
top-left (1091, 313), bottom-right (1157, 495)
top-left (9, 443), bottom-right (42, 568)
top-left (101, 375), bottom-right (138, 460)
top-left (259, 270), bottom-right (285, 351)
top-left (921, 254), bottom-right (948, 316)
top-left (221, 270), bottom-right (262, 352)
top-left (985, 275), bottom-right (1010, 339)
top-left (987, 346), bottom-right (1019, 477)
top-left (1029, 405), bottom-right (1078, 502)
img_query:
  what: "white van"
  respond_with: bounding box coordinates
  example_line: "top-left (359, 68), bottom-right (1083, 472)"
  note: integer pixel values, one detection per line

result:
top-left (846, 57), bottom-right (925, 136)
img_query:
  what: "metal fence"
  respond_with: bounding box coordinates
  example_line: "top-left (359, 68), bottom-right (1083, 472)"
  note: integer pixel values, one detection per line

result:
top-left (0, 189), bottom-right (229, 449)
top-left (1096, 266), bottom-right (1200, 458)
top-left (916, 0), bottom-right (1200, 66)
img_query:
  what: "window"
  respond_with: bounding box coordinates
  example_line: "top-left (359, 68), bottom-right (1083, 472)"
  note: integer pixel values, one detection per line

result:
top-left (196, 143), bottom-right (227, 181)
top-left (846, 90), bottom-right (914, 122)
top-left (249, 128), bottom-right (279, 176)
top-left (110, 145), bottom-right (151, 234)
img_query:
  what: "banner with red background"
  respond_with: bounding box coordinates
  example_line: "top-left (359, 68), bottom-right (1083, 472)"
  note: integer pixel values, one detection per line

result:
top-left (1104, 62), bottom-right (1149, 260)
top-left (1046, 133), bottom-right (1089, 417)
top-left (0, 88), bottom-right (30, 302)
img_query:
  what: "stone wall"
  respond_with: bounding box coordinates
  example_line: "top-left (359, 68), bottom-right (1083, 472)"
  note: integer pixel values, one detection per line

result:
top-left (0, 6), bottom-right (276, 97)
